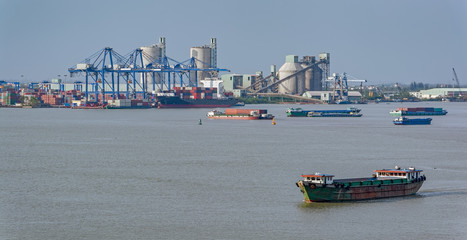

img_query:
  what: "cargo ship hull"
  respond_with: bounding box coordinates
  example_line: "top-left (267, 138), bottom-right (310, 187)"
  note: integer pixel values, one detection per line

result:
top-left (307, 112), bottom-right (362, 117)
top-left (207, 109), bottom-right (274, 120)
top-left (393, 117), bottom-right (432, 125)
top-left (287, 108), bottom-right (361, 117)
top-left (297, 178), bottom-right (424, 203)
top-left (389, 107), bottom-right (447, 116)
top-left (207, 115), bottom-right (260, 120)
top-left (156, 96), bottom-right (238, 108)
top-left (287, 111), bottom-right (309, 117)
top-left (105, 106), bottom-right (151, 109)
top-left (390, 111), bottom-right (447, 116)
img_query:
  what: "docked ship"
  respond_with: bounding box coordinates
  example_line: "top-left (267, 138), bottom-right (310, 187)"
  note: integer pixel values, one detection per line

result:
top-left (207, 109), bottom-right (274, 120)
top-left (155, 80), bottom-right (238, 108)
top-left (296, 166), bottom-right (425, 203)
top-left (393, 117), bottom-right (432, 125)
top-left (389, 107), bottom-right (447, 116)
top-left (105, 99), bottom-right (151, 109)
top-left (156, 95), bottom-right (237, 108)
top-left (286, 107), bottom-right (361, 117)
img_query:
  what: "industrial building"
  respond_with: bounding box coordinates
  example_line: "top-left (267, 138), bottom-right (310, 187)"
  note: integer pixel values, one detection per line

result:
top-left (302, 91), bottom-right (363, 103)
top-left (277, 55), bottom-right (324, 95)
top-left (410, 88), bottom-right (467, 99)
top-left (221, 74), bottom-right (258, 92)
top-left (239, 53), bottom-right (330, 101)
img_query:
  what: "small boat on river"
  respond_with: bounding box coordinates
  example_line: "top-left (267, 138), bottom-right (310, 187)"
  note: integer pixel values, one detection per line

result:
top-left (296, 166), bottom-right (425, 203)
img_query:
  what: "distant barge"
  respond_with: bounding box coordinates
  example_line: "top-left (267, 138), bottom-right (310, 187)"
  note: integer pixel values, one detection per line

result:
top-left (389, 107), bottom-right (447, 116)
top-left (286, 107), bottom-right (362, 117)
top-left (393, 117), bottom-right (432, 125)
top-left (296, 166), bottom-right (425, 203)
top-left (207, 109), bottom-right (274, 120)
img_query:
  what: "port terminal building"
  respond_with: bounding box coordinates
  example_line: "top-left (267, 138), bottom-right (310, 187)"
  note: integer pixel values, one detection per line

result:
top-left (302, 91), bottom-right (363, 103)
top-left (221, 74), bottom-right (258, 92)
top-left (410, 88), bottom-right (467, 99)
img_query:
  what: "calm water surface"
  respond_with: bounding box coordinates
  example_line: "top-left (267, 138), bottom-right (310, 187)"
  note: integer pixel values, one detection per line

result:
top-left (1, 102), bottom-right (466, 239)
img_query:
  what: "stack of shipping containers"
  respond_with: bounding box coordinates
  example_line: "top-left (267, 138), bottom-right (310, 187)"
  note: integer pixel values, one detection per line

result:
top-left (173, 87), bottom-right (217, 100)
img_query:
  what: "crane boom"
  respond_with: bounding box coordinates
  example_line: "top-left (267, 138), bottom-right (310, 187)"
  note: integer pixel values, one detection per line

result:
top-left (452, 68), bottom-right (462, 97)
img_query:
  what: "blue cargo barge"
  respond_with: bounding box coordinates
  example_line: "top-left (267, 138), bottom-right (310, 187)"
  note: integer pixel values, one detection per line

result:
top-left (393, 117), bottom-right (432, 125)
top-left (286, 107), bottom-right (361, 117)
top-left (389, 107), bottom-right (447, 116)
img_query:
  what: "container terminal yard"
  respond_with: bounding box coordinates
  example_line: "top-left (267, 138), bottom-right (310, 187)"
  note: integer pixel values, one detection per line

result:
top-left (0, 37), bottom-right (372, 108)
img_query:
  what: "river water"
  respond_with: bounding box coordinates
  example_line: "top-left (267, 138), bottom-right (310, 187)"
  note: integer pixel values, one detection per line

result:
top-left (1, 102), bottom-right (466, 239)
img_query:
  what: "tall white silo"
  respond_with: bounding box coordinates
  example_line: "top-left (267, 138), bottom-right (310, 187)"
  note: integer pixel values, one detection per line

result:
top-left (140, 37), bottom-right (165, 88)
top-left (140, 45), bottom-right (162, 67)
top-left (190, 46), bottom-right (212, 82)
top-left (301, 56), bottom-right (315, 91)
top-left (190, 38), bottom-right (218, 84)
top-left (278, 55), bottom-right (304, 94)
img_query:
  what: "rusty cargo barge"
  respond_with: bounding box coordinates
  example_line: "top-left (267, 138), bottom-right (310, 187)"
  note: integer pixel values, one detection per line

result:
top-left (296, 166), bottom-right (425, 203)
top-left (207, 109), bottom-right (274, 120)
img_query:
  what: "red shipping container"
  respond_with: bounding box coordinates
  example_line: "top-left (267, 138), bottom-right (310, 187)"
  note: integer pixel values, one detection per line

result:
top-left (225, 109), bottom-right (254, 115)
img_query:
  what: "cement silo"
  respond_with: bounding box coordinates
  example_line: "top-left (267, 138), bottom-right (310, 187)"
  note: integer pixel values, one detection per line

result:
top-left (140, 45), bottom-right (161, 67)
top-left (311, 65), bottom-right (323, 90)
top-left (278, 55), bottom-right (304, 94)
top-left (301, 56), bottom-right (322, 91)
top-left (140, 37), bottom-right (166, 87)
top-left (190, 38), bottom-right (217, 82)
top-left (301, 56), bottom-right (315, 91)
top-left (140, 37), bottom-right (165, 67)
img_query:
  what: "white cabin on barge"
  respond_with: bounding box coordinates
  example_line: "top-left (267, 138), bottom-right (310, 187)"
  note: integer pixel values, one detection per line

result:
top-left (301, 173), bottom-right (334, 185)
top-left (374, 166), bottom-right (423, 180)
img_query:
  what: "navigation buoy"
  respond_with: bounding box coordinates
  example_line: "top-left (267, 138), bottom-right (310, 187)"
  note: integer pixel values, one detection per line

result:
top-left (199, 119), bottom-right (202, 125)
top-left (272, 118), bottom-right (276, 125)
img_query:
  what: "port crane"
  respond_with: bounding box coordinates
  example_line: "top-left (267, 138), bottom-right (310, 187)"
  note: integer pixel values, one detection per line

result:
top-left (452, 68), bottom-right (462, 98)
top-left (68, 47), bottom-right (229, 105)
top-left (326, 73), bottom-right (366, 103)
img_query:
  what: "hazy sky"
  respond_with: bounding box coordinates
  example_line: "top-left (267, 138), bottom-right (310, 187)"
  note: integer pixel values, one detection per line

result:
top-left (0, 0), bottom-right (466, 85)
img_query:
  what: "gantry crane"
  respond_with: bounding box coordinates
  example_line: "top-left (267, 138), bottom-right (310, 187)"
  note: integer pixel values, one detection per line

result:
top-left (68, 47), bottom-right (229, 105)
top-left (326, 73), bottom-right (367, 103)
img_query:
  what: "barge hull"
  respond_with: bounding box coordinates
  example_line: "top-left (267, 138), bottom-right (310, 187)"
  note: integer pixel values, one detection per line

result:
top-left (156, 96), bottom-right (238, 108)
top-left (159, 104), bottom-right (233, 108)
top-left (208, 115), bottom-right (260, 120)
top-left (390, 111), bottom-right (447, 116)
top-left (297, 180), bottom-right (424, 203)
